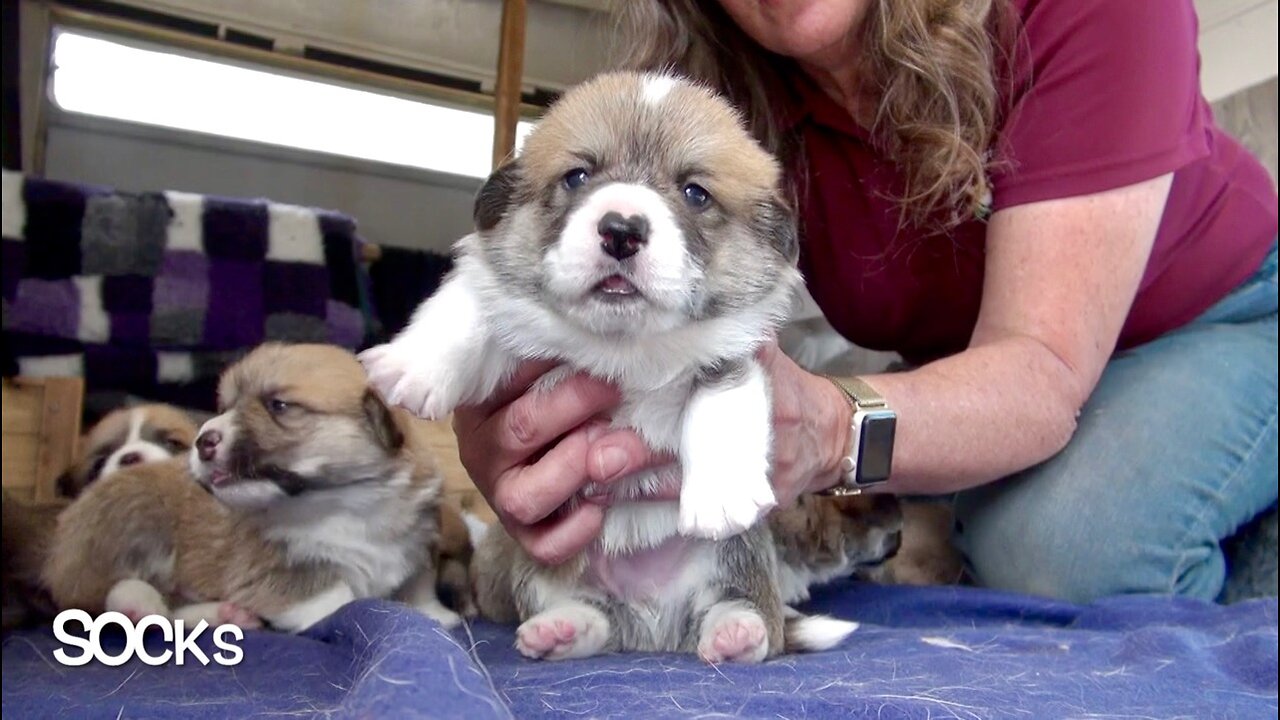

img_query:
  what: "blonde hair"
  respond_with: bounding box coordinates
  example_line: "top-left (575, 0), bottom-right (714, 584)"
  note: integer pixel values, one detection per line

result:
top-left (615, 0), bottom-right (1020, 231)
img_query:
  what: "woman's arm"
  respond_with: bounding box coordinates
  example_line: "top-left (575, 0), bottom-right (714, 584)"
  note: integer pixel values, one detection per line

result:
top-left (826, 173), bottom-right (1174, 495)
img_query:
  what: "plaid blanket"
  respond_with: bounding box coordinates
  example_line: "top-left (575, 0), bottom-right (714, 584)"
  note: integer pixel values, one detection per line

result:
top-left (1, 170), bottom-right (373, 409)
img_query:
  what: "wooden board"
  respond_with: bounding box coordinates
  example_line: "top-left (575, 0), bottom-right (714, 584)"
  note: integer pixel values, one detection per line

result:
top-left (2, 377), bottom-right (84, 502)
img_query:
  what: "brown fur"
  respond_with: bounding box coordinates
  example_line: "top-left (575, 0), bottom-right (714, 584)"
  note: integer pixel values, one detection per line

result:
top-left (862, 500), bottom-right (966, 586)
top-left (42, 344), bottom-right (466, 632)
top-left (2, 493), bottom-right (68, 630)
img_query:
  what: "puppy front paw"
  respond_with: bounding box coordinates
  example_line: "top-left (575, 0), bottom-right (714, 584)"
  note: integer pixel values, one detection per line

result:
top-left (515, 604), bottom-right (611, 661)
top-left (678, 472), bottom-right (776, 540)
top-left (105, 579), bottom-right (171, 623)
top-left (359, 341), bottom-right (462, 421)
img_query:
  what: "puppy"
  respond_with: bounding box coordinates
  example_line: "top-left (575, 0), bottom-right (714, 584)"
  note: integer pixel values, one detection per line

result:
top-left (57, 404), bottom-right (198, 498)
top-left (769, 494), bottom-right (904, 606)
top-left (3, 404), bottom-right (196, 629)
top-left (42, 343), bottom-right (461, 632)
top-left (362, 72), bottom-right (861, 663)
top-left (857, 500), bottom-right (966, 587)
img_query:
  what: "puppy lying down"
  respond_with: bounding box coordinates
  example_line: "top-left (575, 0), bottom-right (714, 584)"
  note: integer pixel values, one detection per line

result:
top-left (4, 403), bottom-right (199, 630)
top-left (42, 343), bottom-right (465, 632)
top-left (362, 71), bottom-right (900, 662)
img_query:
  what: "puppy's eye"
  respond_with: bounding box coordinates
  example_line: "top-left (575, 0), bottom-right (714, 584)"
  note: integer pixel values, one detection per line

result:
top-left (89, 456), bottom-right (107, 480)
top-left (164, 437), bottom-right (189, 453)
top-left (563, 168), bottom-right (590, 190)
top-left (683, 183), bottom-right (712, 210)
top-left (266, 398), bottom-right (292, 416)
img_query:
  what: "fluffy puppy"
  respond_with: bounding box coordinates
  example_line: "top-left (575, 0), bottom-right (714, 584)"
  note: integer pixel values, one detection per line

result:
top-left (42, 343), bottom-right (460, 632)
top-left (57, 404), bottom-right (198, 498)
top-left (857, 500), bottom-right (966, 587)
top-left (769, 494), bottom-right (904, 606)
top-left (362, 72), bottom-right (861, 663)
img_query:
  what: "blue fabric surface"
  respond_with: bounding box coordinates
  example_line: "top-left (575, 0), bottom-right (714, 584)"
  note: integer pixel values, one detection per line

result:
top-left (3, 582), bottom-right (1276, 719)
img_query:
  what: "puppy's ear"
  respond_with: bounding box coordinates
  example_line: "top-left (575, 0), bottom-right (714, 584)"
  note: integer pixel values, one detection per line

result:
top-left (754, 194), bottom-right (799, 264)
top-left (474, 160), bottom-right (522, 232)
top-left (362, 390), bottom-right (404, 452)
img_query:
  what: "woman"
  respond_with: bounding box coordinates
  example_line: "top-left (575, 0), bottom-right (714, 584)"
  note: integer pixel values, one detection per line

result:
top-left (453, 0), bottom-right (1278, 603)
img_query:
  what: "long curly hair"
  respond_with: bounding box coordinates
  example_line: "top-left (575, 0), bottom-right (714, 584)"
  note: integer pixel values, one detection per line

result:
top-left (614, 0), bottom-right (1022, 231)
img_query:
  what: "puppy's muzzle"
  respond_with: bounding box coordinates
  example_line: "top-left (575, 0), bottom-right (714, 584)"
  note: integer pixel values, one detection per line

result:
top-left (598, 211), bottom-right (649, 260)
top-left (196, 430), bottom-right (222, 462)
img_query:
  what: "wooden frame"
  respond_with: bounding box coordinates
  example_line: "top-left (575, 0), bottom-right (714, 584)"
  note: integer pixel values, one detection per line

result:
top-left (492, 0), bottom-right (528, 169)
top-left (1, 377), bottom-right (84, 502)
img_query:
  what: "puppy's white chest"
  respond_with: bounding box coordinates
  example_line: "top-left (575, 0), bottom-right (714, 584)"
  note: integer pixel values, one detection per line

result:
top-left (281, 516), bottom-right (415, 597)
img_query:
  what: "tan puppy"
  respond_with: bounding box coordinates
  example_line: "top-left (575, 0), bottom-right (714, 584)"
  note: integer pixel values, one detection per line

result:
top-left (859, 501), bottom-right (966, 587)
top-left (42, 343), bottom-right (461, 632)
top-left (365, 71), bottom-right (887, 663)
top-left (57, 404), bottom-right (198, 498)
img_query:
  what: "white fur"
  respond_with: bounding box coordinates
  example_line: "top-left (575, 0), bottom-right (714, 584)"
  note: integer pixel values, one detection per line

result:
top-left (642, 75), bottom-right (676, 105)
top-left (678, 361), bottom-right (776, 539)
top-left (105, 578), bottom-right (169, 620)
top-left (99, 409), bottom-right (175, 479)
top-left (785, 615), bottom-right (860, 652)
top-left (260, 483), bottom-right (435, 600)
top-left (267, 582), bottom-right (355, 633)
top-left (360, 269), bottom-right (515, 420)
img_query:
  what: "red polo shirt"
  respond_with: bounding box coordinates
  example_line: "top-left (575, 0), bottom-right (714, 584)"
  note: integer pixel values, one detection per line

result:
top-left (789, 0), bottom-right (1278, 365)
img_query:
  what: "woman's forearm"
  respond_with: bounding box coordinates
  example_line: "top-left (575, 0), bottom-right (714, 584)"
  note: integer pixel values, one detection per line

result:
top-left (850, 336), bottom-right (1086, 495)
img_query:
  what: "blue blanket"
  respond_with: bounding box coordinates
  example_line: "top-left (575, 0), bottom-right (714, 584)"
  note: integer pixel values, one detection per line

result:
top-left (3, 581), bottom-right (1276, 719)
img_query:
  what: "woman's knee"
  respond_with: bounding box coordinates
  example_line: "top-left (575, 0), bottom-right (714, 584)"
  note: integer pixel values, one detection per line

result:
top-left (952, 475), bottom-right (1228, 604)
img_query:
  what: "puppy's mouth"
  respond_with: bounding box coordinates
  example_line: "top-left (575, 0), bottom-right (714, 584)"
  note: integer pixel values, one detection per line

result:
top-left (591, 274), bottom-right (642, 300)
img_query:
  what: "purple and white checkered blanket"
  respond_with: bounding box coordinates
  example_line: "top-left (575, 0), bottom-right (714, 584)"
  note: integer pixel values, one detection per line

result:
top-left (1, 170), bottom-right (372, 408)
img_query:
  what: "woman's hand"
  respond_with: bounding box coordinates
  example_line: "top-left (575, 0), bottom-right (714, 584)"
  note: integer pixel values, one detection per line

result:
top-left (572, 342), bottom-right (853, 510)
top-left (452, 361), bottom-right (675, 564)
top-left (455, 344), bottom-right (851, 564)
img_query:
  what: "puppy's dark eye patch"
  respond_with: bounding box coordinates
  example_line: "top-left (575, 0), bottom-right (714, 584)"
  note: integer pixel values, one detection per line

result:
top-left (164, 437), bottom-right (189, 452)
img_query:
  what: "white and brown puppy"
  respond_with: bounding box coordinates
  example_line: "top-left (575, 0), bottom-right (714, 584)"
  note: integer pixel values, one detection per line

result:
top-left (56, 404), bottom-right (199, 498)
top-left (361, 72), bottom-right (859, 663)
top-left (42, 343), bottom-right (460, 632)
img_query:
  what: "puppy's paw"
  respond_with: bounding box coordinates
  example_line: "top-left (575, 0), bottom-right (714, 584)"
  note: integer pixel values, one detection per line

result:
top-left (698, 605), bottom-right (769, 664)
top-left (515, 604), bottom-right (610, 661)
top-left (105, 579), bottom-right (170, 623)
top-left (359, 341), bottom-right (462, 420)
top-left (678, 474), bottom-right (776, 540)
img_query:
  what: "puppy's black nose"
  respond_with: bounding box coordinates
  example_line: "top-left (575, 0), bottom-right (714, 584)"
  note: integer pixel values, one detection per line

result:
top-left (597, 211), bottom-right (648, 260)
top-left (118, 452), bottom-right (143, 467)
top-left (196, 430), bottom-right (222, 462)
top-left (882, 530), bottom-right (903, 560)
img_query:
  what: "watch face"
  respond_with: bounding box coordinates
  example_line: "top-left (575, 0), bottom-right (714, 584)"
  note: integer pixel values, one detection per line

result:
top-left (856, 411), bottom-right (896, 485)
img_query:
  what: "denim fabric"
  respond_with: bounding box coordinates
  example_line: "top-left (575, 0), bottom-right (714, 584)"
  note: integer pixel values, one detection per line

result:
top-left (954, 242), bottom-right (1279, 603)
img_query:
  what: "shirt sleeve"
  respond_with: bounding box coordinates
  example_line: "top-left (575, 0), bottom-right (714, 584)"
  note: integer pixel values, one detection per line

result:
top-left (991, 0), bottom-right (1211, 210)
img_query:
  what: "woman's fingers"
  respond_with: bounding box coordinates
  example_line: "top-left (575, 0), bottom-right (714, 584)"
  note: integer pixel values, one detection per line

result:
top-left (489, 423), bottom-right (606, 526)
top-left (512, 501), bottom-right (606, 566)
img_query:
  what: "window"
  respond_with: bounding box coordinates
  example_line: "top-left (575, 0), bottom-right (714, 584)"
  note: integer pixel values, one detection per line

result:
top-left (50, 30), bottom-right (536, 179)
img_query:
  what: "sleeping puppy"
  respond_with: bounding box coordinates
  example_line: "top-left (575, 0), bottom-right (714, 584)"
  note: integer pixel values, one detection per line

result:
top-left (362, 72), bottom-right (859, 662)
top-left (57, 404), bottom-right (198, 498)
top-left (4, 404), bottom-right (197, 629)
top-left (42, 343), bottom-right (461, 632)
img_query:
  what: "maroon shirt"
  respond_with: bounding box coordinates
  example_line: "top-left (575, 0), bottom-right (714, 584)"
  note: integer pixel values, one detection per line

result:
top-left (788, 0), bottom-right (1278, 365)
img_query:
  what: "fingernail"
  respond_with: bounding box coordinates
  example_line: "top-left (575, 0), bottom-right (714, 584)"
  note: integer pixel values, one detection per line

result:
top-left (593, 446), bottom-right (629, 482)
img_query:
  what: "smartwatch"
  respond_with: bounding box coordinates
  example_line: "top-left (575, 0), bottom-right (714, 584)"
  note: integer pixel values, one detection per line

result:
top-left (820, 376), bottom-right (897, 495)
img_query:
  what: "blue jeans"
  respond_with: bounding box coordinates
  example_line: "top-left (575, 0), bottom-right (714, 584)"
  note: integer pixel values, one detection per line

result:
top-left (953, 242), bottom-right (1279, 603)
